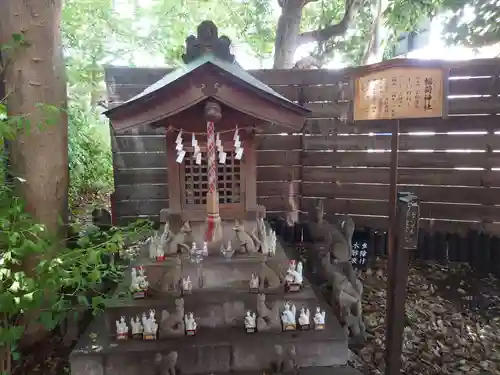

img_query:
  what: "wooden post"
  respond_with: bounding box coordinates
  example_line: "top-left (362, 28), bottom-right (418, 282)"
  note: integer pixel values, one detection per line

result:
top-left (385, 192), bottom-right (420, 375)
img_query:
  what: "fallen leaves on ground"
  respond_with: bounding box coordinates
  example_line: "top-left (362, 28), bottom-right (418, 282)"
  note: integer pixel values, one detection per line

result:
top-left (349, 259), bottom-right (500, 375)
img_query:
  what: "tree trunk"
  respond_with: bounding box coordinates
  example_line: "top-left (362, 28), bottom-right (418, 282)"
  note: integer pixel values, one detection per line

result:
top-left (361, 0), bottom-right (387, 65)
top-left (0, 0), bottom-right (68, 346)
top-left (274, 0), bottom-right (306, 69)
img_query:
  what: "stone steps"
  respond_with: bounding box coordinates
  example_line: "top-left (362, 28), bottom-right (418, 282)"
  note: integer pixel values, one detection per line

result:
top-left (105, 287), bottom-right (329, 334)
top-left (126, 253), bottom-right (292, 295)
top-left (71, 314), bottom-right (349, 375)
top-left (71, 240), bottom-right (350, 375)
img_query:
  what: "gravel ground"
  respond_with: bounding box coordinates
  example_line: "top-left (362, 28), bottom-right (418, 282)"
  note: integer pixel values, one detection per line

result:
top-left (349, 259), bottom-right (500, 375)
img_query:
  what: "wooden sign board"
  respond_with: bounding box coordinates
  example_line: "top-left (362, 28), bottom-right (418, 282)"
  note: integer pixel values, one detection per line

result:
top-left (353, 67), bottom-right (445, 121)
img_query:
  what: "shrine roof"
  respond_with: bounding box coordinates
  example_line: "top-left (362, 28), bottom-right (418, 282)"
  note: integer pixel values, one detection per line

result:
top-left (103, 53), bottom-right (309, 117)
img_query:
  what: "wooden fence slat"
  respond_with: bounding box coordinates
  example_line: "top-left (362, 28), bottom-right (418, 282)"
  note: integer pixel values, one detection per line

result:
top-left (257, 181), bottom-right (300, 197)
top-left (261, 210), bottom-right (500, 234)
top-left (298, 197), bottom-right (500, 222)
top-left (447, 59), bottom-right (500, 77)
top-left (113, 199), bottom-right (169, 217)
top-left (112, 136), bottom-right (166, 152)
top-left (115, 215), bottom-right (160, 226)
top-left (302, 167), bottom-right (500, 187)
top-left (105, 60), bottom-right (500, 88)
top-left (113, 152), bottom-right (167, 169)
top-left (250, 70), bottom-right (349, 86)
top-left (303, 150), bottom-right (500, 169)
top-left (328, 215), bottom-right (500, 235)
top-left (110, 77), bottom-right (498, 109)
top-left (114, 168), bottom-right (168, 185)
top-left (306, 115), bottom-right (500, 135)
top-left (114, 184), bottom-right (168, 201)
top-left (301, 182), bottom-right (500, 205)
top-left (304, 97), bottom-right (500, 119)
top-left (114, 125), bottom-right (165, 136)
top-left (256, 150), bottom-right (302, 166)
top-left (257, 166), bottom-right (302, 181)
top-left (271, 84), bottom-right (352, 102)
top-left (449, 96), bottom-right (500, 115)
top-left (112, 85), bottom-right (146, 102)
top-left (259, 196), bottom-right (500, 223)
top-left (106, 67), bottom-right (170, 86)
top-left (303, 134), bottom-right (500, 151)
top-left (256, 134), bottom-right (302, 150)
top-left (449, 77), bottom-right (499, 96)
top-left (305, 102), bottom-right (350, 118)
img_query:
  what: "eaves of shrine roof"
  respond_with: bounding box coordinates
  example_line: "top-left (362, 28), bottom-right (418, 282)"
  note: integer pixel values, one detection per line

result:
top-left (102, 53), bottom-right (310, 117)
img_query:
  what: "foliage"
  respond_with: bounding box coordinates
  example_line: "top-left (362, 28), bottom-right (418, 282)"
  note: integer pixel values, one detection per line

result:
top-left (0, 102), bottom-right (153, 370)
top-left (440, 0), bottom-right (500, 48)
top-left (62, 0), bottom-right (142, 104)
top-left (67, 100), bottom-right (113, 206)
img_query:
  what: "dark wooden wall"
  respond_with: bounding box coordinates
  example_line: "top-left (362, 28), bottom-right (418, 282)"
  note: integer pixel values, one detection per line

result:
top-left (105, 59), bottom-right (500, 234)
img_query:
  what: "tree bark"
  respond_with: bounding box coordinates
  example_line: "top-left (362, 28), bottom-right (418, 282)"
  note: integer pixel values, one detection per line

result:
top-left (0, 0), bottom-right (68, 345)
top-left (273, 0), bottom-right (361, 69)
top-left (361, 0), bottom-right (387, 65)
top-left (274, 0), bottom-right (307, 69)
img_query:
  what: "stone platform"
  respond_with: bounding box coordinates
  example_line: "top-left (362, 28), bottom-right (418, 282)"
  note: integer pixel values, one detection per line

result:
top-left (71, 314), bottom-right (348, 374)
top-left (70, 238), bottom-right (350, 375)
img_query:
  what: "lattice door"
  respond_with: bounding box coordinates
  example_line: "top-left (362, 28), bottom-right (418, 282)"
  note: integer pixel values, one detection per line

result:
top-left (183, 151), bottom-right (241, 205)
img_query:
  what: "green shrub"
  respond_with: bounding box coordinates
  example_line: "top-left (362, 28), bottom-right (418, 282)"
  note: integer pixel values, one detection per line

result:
top-left (0, 101), bottom-right (152, 374)
top-left (68, 101), bottom-right (113, 206)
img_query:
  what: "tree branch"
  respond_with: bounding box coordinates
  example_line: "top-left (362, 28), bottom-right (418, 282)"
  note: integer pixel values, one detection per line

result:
top-left (298, 0), bottom-right (360, 45)
top-left (277, 0), bottom-right (317, 8)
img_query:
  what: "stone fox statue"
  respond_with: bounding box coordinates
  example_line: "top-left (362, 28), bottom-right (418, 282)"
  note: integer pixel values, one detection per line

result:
top-left (311, 199), bottom-right (359, 294)
top-left (284, 173), bottom-right (299, 227)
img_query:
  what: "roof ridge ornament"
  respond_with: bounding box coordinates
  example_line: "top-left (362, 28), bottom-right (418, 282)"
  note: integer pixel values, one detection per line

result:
top-left (182, 20), bottom-right (235, 64)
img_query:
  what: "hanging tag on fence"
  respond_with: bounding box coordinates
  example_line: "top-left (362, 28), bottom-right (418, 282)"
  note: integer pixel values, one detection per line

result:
top-left (195, 151), bottom-right (202, 165)
top-left (234, 137), bottom-right (241, 149)
top-left (235, 147), bottom-right (243, 160)
top-left (233, 127), bottom-right (239, 141)
top-left (176, 142), bottom-right (183, 151)
top-left (191, 133), bottom-right (198, 147)
top-left (176, 130), bottom-right (183, 144)
top-left (176, 150), bottom-right (186, 164)
top-left (219, 151), bottom-right (227, 164)
top-left (194, 144), bottom-right (200, 155)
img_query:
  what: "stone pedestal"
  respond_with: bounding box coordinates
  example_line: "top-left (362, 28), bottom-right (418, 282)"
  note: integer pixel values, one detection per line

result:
top-left (70, 224), bottom-right (351, 375)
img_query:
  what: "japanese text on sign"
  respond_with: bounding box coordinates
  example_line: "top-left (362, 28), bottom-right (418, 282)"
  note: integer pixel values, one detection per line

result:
top-left (353, 67), bottom-right (444, 121)
top-left (351, 241), bottom-right (368, 267)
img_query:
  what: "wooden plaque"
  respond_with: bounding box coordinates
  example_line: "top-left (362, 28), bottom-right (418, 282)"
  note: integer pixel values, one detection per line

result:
top-left (354, 67), bottom-right (445, 121)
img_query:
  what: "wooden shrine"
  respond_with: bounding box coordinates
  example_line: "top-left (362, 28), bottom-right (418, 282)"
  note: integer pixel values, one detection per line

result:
top-left (71, 21), bottom-right (357, 375)
top-left (104, 21), bottom-right (309, 239)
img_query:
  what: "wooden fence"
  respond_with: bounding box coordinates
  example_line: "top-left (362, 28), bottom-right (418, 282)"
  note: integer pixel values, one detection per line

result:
top-left (105, 59), bottom-right (500, 239)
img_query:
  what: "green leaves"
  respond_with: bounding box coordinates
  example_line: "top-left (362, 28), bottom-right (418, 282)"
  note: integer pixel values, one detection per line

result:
top-left (0, 107), bottom-right (153, 351)
top-left (67, 101), bottom-right (113, 204)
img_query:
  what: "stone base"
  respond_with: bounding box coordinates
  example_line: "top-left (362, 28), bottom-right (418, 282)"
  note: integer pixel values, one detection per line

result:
top-left (72, 232), bottom-right (350, 375)
top-left (315, 324), bottom-right (325, 331)
top-left (71, 315), bottom-right (348, 375)
top-left (160, 206), bottom-right (266, 226)
top-left (132, 291), bottom-right (145, 299)
top-left (142, 333), bottom-right (156, 340)
top-left (299, 323), bottom-right (310, 331)
top-left (286, 283), bottom-right (302, 292)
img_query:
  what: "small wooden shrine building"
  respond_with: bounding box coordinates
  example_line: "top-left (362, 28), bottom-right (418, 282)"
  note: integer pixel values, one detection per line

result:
top-left (104, 21), bottom-right (309, 230)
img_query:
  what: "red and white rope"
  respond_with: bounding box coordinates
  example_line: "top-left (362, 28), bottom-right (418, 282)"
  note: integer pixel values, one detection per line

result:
top-left (206, 121), bottom-right (217, 194)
